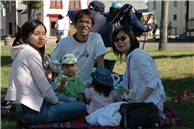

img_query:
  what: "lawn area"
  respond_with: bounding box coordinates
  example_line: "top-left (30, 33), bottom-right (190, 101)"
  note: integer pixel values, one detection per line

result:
top-left (1, 44), bottom-right (194, 129)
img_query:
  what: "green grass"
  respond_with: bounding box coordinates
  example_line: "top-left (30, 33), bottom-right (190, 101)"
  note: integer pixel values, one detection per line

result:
top-left (1, 45), bottom-right (194, 129)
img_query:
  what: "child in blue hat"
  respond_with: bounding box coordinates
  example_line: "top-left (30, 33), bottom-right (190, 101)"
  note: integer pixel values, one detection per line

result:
top-left (85, 68), bottom-right (116, 113)
top-left (55, 54), bottom-right (85, 102)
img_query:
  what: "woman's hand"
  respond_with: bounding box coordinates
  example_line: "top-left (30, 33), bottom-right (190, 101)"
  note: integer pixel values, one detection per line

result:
top-left (141, 87), bottom-right (154, 102)
top-left (118, 87), bottom-right (129, 95)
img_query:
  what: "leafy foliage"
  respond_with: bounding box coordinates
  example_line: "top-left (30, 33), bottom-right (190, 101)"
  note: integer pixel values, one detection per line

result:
top-left (21, 1), bottom-right (42, 20)
top-left (22, 1), bottom-right (42, 9)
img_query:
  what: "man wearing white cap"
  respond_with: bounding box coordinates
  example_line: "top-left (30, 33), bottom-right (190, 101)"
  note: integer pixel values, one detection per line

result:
top-left (55, 54), bottom-right (85, 102)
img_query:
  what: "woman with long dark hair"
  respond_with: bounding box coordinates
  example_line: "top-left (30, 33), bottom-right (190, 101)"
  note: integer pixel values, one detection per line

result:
top-left (5, 20), bottom-right (86, 125)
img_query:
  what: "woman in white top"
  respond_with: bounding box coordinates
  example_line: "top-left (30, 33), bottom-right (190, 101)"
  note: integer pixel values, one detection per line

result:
top-left (5, 20), bottom-right (86, 125)
top-left (111, 26), bottom-right (166, 114)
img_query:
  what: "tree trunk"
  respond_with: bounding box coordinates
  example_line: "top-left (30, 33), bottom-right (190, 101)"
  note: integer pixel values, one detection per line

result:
top-left (159, 1), bottom-right (169, 50)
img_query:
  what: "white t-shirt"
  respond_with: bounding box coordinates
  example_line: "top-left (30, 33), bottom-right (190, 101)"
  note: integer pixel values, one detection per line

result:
top-left (51, 32), bottom-right (106, 84)
top-left (57, 18), bottom-right (66, 30)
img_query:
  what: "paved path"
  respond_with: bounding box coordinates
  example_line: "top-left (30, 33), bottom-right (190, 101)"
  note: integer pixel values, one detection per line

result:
top-left (140, 42), bottom-right (194, 51)
top-left (47, 38), bottom-right (194, 51)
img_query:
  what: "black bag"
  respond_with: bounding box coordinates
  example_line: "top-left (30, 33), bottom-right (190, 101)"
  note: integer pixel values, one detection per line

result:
top-left (119, 102), bottom-right (160, 129)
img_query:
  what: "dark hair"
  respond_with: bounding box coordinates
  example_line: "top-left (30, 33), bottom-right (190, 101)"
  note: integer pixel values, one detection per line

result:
top-left (12, 19), bottom-right (47, 61)
top-left (74, 9), bottom-right (94, 26)
top-left (92, 80), bottom-right (113, 97)
top-left (111, 26), bottom-right (139, 59)
top-left (88, 1), bottom-right (105, 13)
top-left (58, 14), bottom-right (63, 19)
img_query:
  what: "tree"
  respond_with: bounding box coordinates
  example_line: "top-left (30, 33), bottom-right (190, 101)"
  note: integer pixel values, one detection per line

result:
top-left (22, 1), bottom-right (42, 20)
top-left (159, 1), bottom-right (169, 50)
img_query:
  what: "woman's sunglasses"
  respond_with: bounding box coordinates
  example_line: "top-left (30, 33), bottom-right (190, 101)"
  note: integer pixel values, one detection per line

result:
top-left (114, 36), bottom-right (127, 43)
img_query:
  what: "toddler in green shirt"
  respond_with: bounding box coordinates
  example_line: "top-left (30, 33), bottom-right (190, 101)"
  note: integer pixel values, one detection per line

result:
top-left (55, 54), bottom-right (85, 102)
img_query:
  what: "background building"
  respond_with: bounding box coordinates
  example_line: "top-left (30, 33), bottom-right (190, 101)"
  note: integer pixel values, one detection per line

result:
top-left (4, 1), bottom-right (16, 37)
top-left (41, 0), bottom-right (88, 37)
top-left (0, 1), bottom-right (6, 39)
top-left (148, 0), bottom-right (194, 39)
top-left (1, 0), bottom-right (148, 39)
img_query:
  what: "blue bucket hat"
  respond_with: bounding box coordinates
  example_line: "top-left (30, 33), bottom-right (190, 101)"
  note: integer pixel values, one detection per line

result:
top-left (91, 68), bottom-right (113, 87)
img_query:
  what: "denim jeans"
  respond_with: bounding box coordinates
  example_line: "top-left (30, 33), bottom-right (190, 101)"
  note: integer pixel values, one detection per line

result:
top-left (16, 95), bottom-right (86, 125)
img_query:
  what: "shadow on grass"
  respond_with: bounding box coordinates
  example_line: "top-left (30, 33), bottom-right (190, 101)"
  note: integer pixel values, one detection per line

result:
top-left (1, 51), bottom-right (194, 67)
top-left (144, 38), bottom-right (194, 43)
top-left (1, 56), bottom-right (12, 67)
top-left (162, 76), bottom-right (194, 97)
top-left (162, 76), bottom-right (194, 128)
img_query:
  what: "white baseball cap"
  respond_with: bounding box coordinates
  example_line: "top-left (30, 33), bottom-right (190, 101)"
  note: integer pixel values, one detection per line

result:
top-left (61, 54), bottom-right (77, 65)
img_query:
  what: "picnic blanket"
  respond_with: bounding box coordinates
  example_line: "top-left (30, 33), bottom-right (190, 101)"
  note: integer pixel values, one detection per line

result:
top-left (26, 108), bottom-right (182, 129)
top-left (1, 100), bottom-right (182, 129)
top-left (27, 116), bottom-right (120, 129)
